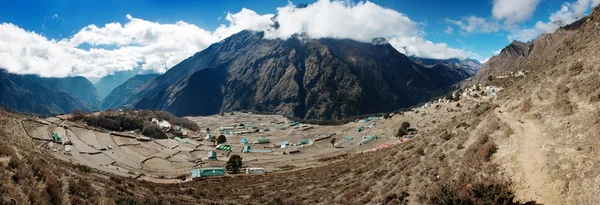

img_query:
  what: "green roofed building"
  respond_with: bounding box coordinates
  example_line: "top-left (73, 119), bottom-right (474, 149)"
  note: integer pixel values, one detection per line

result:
top-left (254, 138), bottom-right (270, 144)
top-left (191, 168), bottom-right (225, 179)
top-left (299, 139), bottom-right (312, 145)
top-left (51, 133), bottom-right (62, 143)
top-left (360, 135), bottom-right (378, 145)
top-left (357, 126), bottom-right (365, 132)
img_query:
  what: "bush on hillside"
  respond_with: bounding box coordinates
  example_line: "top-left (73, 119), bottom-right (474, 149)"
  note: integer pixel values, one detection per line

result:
top-left (169, 117), bottom-right (200, 131)
top-left (217, 135), bottom-right (227, 144)
top-left (142, 124), bottom-right (168, 139)
top-left (396, 121), bottom-right (411, 137)
top-left (226, 155), bottom-right (243, 173)
top-left (84, 114), bottom-right (144, 132)
top-left (427, 180), bottom-right (537, 205)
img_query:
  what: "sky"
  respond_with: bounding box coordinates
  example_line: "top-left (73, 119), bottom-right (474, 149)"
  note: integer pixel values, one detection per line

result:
top-left (0, 0), bottom-right (598, 78)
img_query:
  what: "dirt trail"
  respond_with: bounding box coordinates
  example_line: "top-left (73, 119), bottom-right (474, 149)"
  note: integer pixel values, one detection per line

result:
top-left (494, 108), bottom-right (563, 204)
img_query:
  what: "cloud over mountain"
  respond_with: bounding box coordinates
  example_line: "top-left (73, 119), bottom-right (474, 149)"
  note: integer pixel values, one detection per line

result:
top-left (0, 0), bottom-right (472, 78)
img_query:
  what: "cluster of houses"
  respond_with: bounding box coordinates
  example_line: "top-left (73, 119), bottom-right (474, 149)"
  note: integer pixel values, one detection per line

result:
top-left (218, 123), bottom-right (267, 135)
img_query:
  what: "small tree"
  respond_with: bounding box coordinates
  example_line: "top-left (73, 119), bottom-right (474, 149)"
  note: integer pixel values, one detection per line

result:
top-left (217, 135), bottom-right (227, 144)
top-left (226, 155), bottom-right (243, 173)
top-left (142, 124), bottom-right (167, 139)
top-left (383, 113), bottom-right (390, 119)
top-left (396, 121), bottom-right (411, 137)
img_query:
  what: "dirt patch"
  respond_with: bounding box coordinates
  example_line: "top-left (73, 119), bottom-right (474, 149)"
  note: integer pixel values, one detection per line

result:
top-left (494, 108), bottom-right (564, 204)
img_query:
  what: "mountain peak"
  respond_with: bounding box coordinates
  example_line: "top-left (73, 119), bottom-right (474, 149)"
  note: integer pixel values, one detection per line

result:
top-left (118, 30), bottom-right (470, 119)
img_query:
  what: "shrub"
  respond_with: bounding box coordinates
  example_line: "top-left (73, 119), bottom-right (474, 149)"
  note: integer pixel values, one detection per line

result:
top-left (383, 113), bottom-right (391, 119)
top-left (71, 110), bottom-right (86, 121)
top-left (521, 98), bottom-right (532, 113)
top-left (217, 135), bottom-right (227, 144)
top-left (476, 141), bottom-right (498, 162)
top-left (0, 143), bottom-right (15, 157)
top-left (84, 114), bottom-right (144, 132)
top-left (169, 117), bottom-right (199, 131)
top-left (142, 124), bottom-right (167, 139)
top-left (75, 164), bottom-right (92, 173)
top-left (427, 179), bottom-right (537, 205)
top-left (154, 111), bottom-right (175, 121)
top-left (396, 121), bottom-right (411, 137)
top-left (226, 155), bottom-right (243, 173)
top-left (68, 178), bottom-right (95, 199)
top-left (440, 132), bottom-right (453, 141)
top-left (117, 115), bottom-right (144, 131)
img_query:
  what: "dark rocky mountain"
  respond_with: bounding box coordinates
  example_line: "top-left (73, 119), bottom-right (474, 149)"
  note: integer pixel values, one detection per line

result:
top-left (23, 75), bottom-right (101, 107)
top-left (0, 70), bottom-right (96, 115)
top-left (119, 30), bottom-right (470, 120)
top-left (94, 70), bottom-right (138, 100)
top-left (409, 56), bottom-right (481, 75)
top-left (101, 74), bottom-right (160, 110)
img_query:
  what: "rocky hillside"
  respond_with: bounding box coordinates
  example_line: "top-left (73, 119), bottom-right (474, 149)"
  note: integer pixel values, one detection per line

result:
top-left (466, 6), bottom-right (600, 204)
top-left (0, 70), bottom-right (95, 115)
top-left (23, 75), bottom-right (101, 108)
top-left (409, 57), bottom-right (481, 75)
top-left (100, 74), bottom-right (159, 110)
top-left (471, 40), bottom-right (530, 83)
top-left (120, 31), bottom-right (469, 119)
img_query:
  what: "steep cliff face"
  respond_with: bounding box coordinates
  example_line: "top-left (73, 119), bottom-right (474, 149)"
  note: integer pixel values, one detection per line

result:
top-left (121, 31), bottom-right (469, 119)
top-left (23, 75), bottom-right (101, 108)
top-left (101, 74), bottom-right (159, 110)
top-left (0, 70), bottom-right (95, 115)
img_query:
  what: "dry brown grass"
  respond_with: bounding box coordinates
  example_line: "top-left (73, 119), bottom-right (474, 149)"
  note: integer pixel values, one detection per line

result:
top-left (521, 98), bottom-right (532, 113)
top-left (552, 81), bottom-right (575, 116)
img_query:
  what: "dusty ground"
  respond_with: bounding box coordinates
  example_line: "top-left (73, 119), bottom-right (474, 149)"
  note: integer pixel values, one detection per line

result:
top-left (18, 86), bottom-right (499, 183)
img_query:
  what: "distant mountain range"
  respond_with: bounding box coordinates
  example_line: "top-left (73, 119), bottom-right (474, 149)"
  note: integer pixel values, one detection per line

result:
top-left (0, 31), bottom-right (480, 118)
top-left (409, 56), bottom-right (481, 76)
top-left (23, 75), bottom-right (101, 108)
top-left (0, 70), bottom-right (95, 115)
top-left (94, 70), bottom-right (139, 100)
top-left (101, 74), bottom-right (159, 110)
top-left (109, 30), bottom-right (472, 119)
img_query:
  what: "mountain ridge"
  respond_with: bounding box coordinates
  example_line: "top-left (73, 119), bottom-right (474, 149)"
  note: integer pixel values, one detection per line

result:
top-left (0, 69), bottom-right (96, 115)
top-left (101, 74), bottom-right (160, 110)
top-left (119, 30), bottom-right (470, 119)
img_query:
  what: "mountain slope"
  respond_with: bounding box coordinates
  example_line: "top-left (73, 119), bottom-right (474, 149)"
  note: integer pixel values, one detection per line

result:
top-left (472, 40), bottom-right (530, 83)
top-left (121, 31), bottom-right (469, 119)
top-left (94, 70), bottom-right (138, 100)
top-left (0, 70), bottom-right (95, 115)
top-left (470, 7), bottom-right (600, 204)
top-left (409, 56), bottom-right (481, 75)
top-left (101, 74), bottom-right (159, 110)
top-left (23, 75), bottom-right (101, 108)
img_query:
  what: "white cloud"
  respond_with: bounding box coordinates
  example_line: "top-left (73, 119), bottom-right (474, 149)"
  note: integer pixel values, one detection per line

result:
top-left (446, 16), bottom-right (500, 34)
top-left (444, 26), bottom-right (453, 34)
top-left (0, 10), bottom-right (272, 77)
top-left (0, 0), bottom-right (474, 78)
top-left (263, 0), bottom-right (419, 41)
top-left (509, 0), bottom-right (600, 41)
top-left (388, 37), bottom-right (472, 59)
top-left (493, 49), bottom-right (502, 55)
top-left (492, 0), bottom-right (542, 24)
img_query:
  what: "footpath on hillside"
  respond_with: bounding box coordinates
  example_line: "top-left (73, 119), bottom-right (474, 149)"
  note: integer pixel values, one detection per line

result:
top-left (493, 108), bottom-right (563, 204)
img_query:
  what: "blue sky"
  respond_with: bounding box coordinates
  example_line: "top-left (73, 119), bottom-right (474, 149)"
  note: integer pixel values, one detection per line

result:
top-left (0, 0), bottom-right (598, 77)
